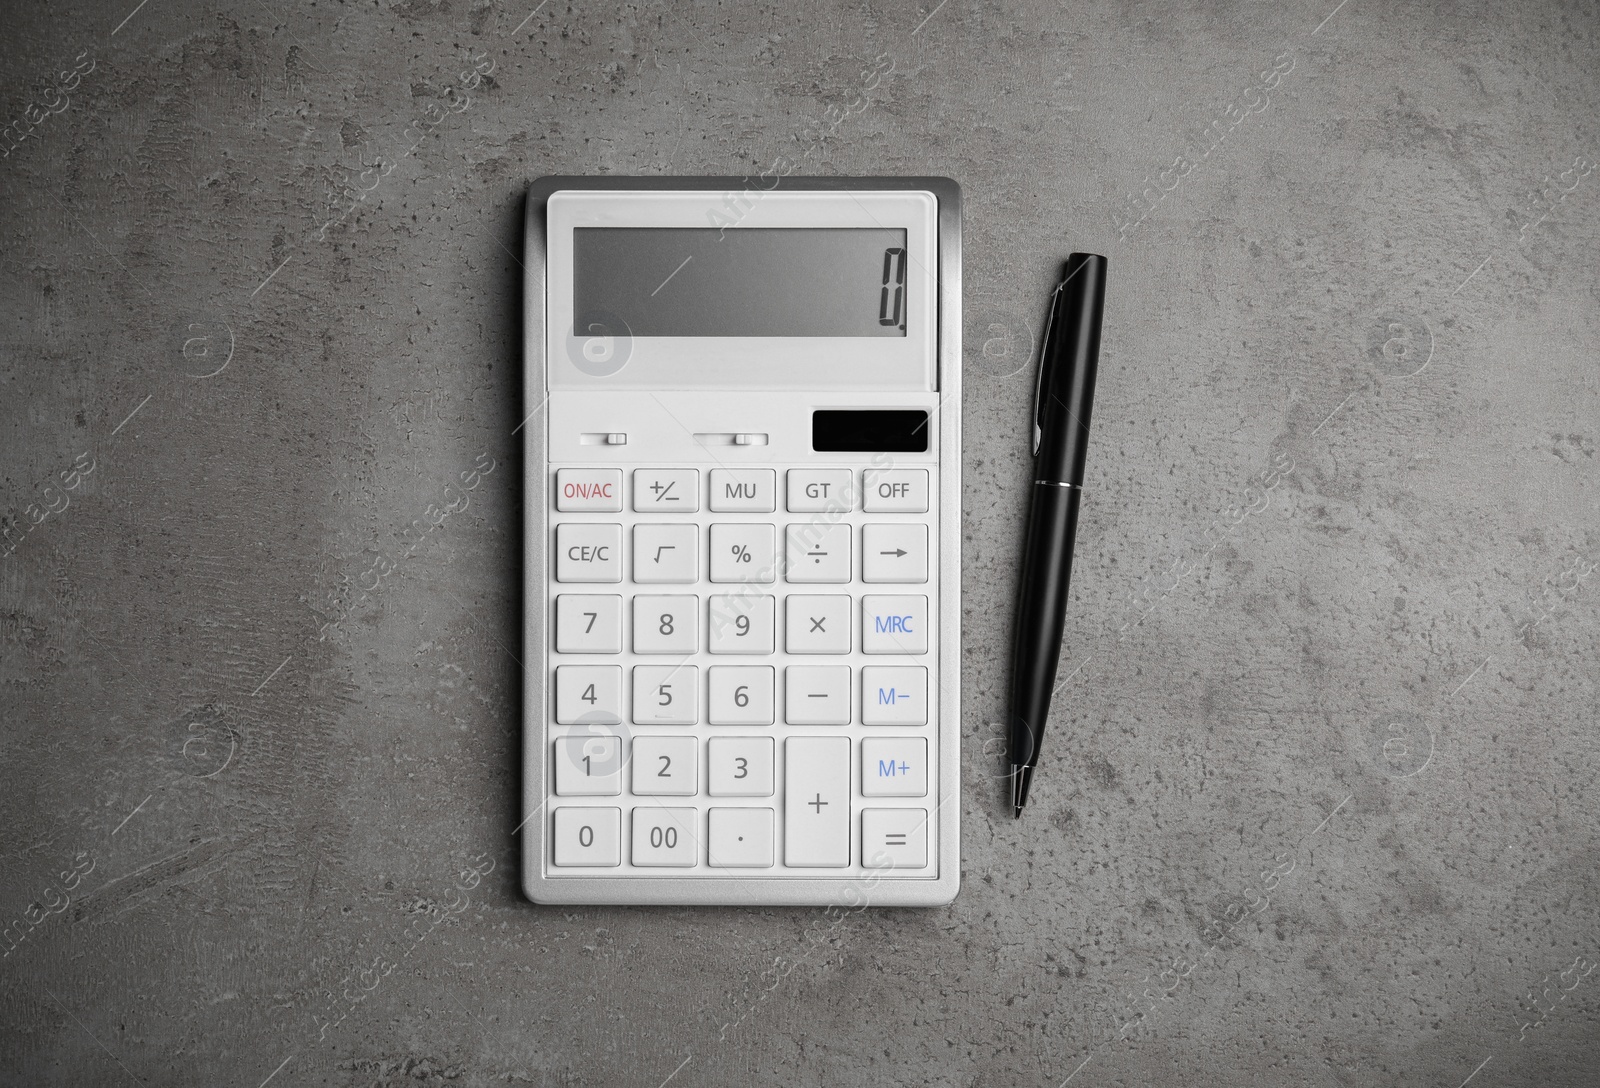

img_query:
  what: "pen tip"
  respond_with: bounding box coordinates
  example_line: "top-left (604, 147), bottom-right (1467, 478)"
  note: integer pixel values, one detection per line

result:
top-left (1010, 764), bottom-right (1033, 815)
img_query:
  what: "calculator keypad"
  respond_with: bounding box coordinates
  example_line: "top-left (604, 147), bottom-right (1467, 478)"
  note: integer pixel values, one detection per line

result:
top-left (549, 466), bottom-right (936, 874)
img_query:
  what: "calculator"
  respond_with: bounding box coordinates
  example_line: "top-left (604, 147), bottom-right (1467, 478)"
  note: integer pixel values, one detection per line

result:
top-left (521, 176), bottom-right (961, 906)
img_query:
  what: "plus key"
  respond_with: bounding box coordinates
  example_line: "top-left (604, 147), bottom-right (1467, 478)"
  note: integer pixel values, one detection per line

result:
top-left (784, 736), bottom-right (849, 867)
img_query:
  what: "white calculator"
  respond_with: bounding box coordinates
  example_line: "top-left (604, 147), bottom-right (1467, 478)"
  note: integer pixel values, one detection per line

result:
top-left (521, 177), bottom-right (961, 906)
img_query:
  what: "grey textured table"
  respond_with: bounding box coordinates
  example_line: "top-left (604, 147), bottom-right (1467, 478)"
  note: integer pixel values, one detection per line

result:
top-left (3, 0), bottom-right (1598, 1085)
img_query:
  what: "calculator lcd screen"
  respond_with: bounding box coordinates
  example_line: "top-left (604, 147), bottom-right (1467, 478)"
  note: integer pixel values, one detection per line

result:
top-left (573, 227), bottom-right (909, 337)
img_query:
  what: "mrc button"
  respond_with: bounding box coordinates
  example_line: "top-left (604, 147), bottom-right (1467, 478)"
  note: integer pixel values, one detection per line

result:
top-left (861, 595), bottom-right (928, 654)
top-left (556, 468), bottom-right (622, 512)
top-left (862, 469), bottom-right (928, 512)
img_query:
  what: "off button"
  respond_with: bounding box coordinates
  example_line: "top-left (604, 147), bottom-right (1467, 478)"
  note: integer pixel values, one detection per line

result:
top-left (862, 469), bottom-right (928, 512)
top-left (556, 468), bottom-right (622, 512)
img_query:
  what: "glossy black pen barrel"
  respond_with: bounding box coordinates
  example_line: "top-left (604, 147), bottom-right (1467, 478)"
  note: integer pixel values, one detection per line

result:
top-left (1008, 482), bottom-right (1082, 770)
top-left (1035, 253), bottom-right (1107, 484)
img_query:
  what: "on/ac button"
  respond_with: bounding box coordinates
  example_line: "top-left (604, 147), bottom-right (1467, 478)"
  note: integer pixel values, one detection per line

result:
top-left (556, 468), bottom-right (622, 512)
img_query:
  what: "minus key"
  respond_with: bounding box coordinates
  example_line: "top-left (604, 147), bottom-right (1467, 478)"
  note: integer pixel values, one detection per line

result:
top-left (784, 665), bottom-right (850, 725)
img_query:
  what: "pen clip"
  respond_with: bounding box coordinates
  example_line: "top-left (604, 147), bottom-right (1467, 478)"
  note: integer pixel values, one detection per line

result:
top-left (1031, 280), bottom-right (1065, 458)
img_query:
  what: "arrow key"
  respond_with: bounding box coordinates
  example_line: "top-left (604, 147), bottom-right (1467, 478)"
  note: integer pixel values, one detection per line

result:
top-left (862, 524), bottom-right (928, 583)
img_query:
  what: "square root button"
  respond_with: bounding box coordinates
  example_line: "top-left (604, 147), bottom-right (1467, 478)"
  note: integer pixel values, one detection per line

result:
top-left (861, 809), bottom-right (929, 870)
top-left (861, 595), bottom-right (928, 654)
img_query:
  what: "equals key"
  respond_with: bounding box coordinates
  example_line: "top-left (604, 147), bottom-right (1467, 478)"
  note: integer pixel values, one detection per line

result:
top-left (862, 809), bottom-right (928, 869)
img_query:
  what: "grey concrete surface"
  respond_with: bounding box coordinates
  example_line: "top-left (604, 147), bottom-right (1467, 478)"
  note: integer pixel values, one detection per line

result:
top-left (3, 0), bottom-right (1598, 1084)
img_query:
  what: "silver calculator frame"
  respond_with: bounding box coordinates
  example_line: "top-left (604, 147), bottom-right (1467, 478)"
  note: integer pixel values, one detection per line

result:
top-left (521, 175), bottom-right (961, 906)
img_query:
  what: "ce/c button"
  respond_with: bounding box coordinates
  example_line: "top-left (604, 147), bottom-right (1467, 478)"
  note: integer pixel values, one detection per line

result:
top-left (556, 523), bottom-right (622, 582)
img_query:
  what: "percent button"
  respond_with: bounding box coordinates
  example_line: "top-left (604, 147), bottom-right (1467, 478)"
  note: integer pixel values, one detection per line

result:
top-left (710, 524), bottom-right (776, 583)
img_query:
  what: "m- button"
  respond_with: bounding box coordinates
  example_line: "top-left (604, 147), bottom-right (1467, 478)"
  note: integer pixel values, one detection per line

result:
top-left (862, 469), bottom-right (928, 512)
top-left (861, 666), bottom-right (927, 724)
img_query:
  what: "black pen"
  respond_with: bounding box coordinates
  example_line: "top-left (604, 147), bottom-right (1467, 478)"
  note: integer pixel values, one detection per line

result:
top-left (1009, 253), bottom-right (1108, 817)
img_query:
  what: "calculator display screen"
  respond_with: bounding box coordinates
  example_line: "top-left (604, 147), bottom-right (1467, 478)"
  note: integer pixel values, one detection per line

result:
top-left (573, 227), bottom-right (909, 337)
